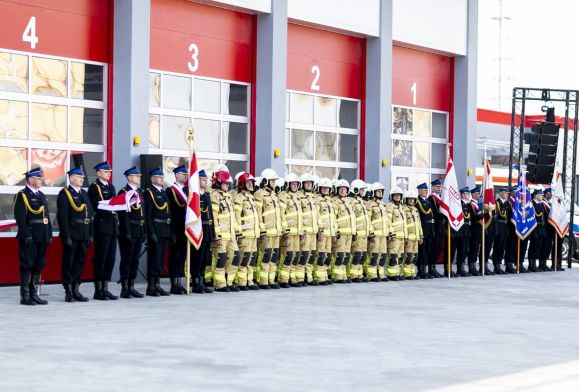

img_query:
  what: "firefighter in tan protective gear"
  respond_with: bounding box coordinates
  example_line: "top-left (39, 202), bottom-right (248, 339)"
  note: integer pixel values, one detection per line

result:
top-left (315, 178), bottom-right (337, 285)
top-left (299, 173), bottom-right (319, 285)
top-left (210, 170), bottom-right (241, 292)
top-left (333, 179), bottom-right (357, 283)
top-left (277, 173), bottom-right (303, 288)
top-left (386, 187), bottom-right (407, 280)
top-left (233, 172), bottom-right (260, 291)
top-left (366, 182), bottom-right (389, 282)
top-left (254, 169), bottom-right (283, 289)
top-left (403, 190), bottom-right (423, 279)
top-left (349, 179), bottom-right (371, 282)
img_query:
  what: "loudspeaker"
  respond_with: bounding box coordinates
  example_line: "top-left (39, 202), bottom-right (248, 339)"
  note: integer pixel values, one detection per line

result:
top-left (525, 122), bottom-right (560, 184)
top-left (139, 154), bottom-right (163, 189)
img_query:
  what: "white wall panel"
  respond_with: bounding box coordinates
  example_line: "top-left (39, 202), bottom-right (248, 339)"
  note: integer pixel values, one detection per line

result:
top-left (393, 0), bottom-right (467, 55)
top-left (200, 0), bottom-right (271, 14)
top-left (288, 0), bottom-right (380, 37)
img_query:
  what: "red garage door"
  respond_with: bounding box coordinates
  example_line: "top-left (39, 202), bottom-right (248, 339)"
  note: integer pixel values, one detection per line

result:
top-left (285, 24), bottom-right (363, 182)
top-left (0, 0), bottom-right (111, 285)
top-left (149, 0), bottom-right (253, 179)
top-left (390, 45), bottom-right (452, 191)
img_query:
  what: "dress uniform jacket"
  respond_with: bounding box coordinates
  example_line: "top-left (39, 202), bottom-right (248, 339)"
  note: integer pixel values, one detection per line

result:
top-left (145, 185), bottom-right (172, 279)
top-left (492, 197), bottom-right (511, 265)
top-left (166, 183), bottom-right (188, 279)
top-left (117, 185), bottom-right (145, 282)
top-left (88, 180), bottom-right (119, 236)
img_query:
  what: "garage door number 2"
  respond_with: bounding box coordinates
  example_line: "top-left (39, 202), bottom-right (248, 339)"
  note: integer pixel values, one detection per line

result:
top-left (310, 65), bottom-right (320, 91)
top-left (22, 16), bottom-right (38, 49)
top-left (188, 43), bottom-right (199, 73)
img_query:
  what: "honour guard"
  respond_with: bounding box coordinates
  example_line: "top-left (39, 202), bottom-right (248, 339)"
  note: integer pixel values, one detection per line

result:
top-left (430, 179), bottom-right (450, 276)
top-left (299, 173), bottom-right (319, 285)
top-left (366, 182), bottom-right (389, 282)
top-left (468, 187), bottom-right (485, 275)
top-left (385, 187), bottom-right (407, 280)
top-left (14, 167), bottom-right (52, 305)
top-left (334, 180), bottom-right (356, 283)
top-left (403, 190), bottom-right (422, 279)
top-left (451, 188), bottom-right (474, 277)
top-left (316, 178), bottom-right (337, 285)
top-left (529, 189), bottom-right (548, 272)
top-left (233, 172), bottom-right (260, 290)
top-left (542, 188), bottom-right (561, 271)
top-left (57, 167), bottom-right (93, 302)
top-left (144, 167), bottom-right (172, 296)
top-left (504, 187), bottom-right (519, 274)
top-left (416, 183), bottom-right (438, 278)
top-left (166, 164), bottom-right (189, 294)
top-left (277, 173), bottom-right (303, 287)
top-left (88, 161), bottom-right (119, 300)
top-left (492, 188), bottom-right (510, 274)
top-left (349, 179), bottom-right (371, 283)
top-left (117, 166), bottom-right (146, 299)
top-left (210, 170), bottom-right (241, 292)
top-left (254, 169), bottom-right (283, 289)
top-left (191, 170), bottom-right (215, 293)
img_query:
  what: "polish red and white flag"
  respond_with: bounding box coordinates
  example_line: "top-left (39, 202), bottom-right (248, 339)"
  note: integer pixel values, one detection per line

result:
top-left (549, 172), bottom-right (569, 238)
top-left (432, 157), bottom-right (464, 231)
top-left (97, 189), bottom-right (141, 211)
top-left (0, 219), bottom-right (17, 231)
top-left (185, 152), bottom-right (203, 250)
top-left (483, 156), bottom-right (495, 229)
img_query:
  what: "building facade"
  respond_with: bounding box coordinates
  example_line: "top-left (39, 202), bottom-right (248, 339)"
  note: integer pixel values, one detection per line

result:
top-left (0, 0), bottom-right (477, 284)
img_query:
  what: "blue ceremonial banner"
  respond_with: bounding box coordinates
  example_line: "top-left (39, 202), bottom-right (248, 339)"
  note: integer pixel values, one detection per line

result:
top-left (510, 169), bottom-right (537, 240)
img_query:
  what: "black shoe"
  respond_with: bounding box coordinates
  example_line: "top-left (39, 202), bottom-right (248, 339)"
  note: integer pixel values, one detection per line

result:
top-left (120, 280), bottom-right (131, 299)
top-left (229, 285), bottom-right (241, 292)
top-left (279, 282), bottom-right (290, 288)
top-left (72, 282), bottom-right (89, 302)
top-left (192, 285), bottom-right (204, 294)
top-left (146, 278), bottom-right (160, 297)
top-left (493, 264), bottom-right (505, 275)
top-left (370, 277), bottom-right (380, 282)
top-left (94, 281), bottom-right (109, 300)
top-left (480, 263), bottom-right (495, 275)
top-left (128, 280), bottom-right (144, 298)
top-left (505, 264), bottom-right (517, 274)
top-left (430, 265), bottom-right (443, 278)
top-left (319, 281), bottom-right (328, 286)
top-left (334, 279), bottom-right (346, 284)
top-left (259, 284), bottom-right (271, 290)
top-left (380, 277), bottom-right (389, 282)
top-left (556, 266), bottom-right (566, 271)
top-left (248, 284), bottom-right (260, 291)
top-left (170, 278), bottom-right (183, 295)
top-left (20, 272), bottom-right (35, 306)
top-left (64, 284), bottom-right (75, 303)
top-left (351, 278), bottom-right (361, 283)
top-left (216, 287), bottom-right (231, 292)
top-left (102, 281), bottom-right (118, 300)
top-left (155, 278), bottom-right (170, 296)
top-left (270, 283), bottom-right (281, 289)
top-left (326, 279), bottom-right (334, 285)
top-left (309, 281), bottom-right (319, 286)
top-left (389, 276), bottom-right (399, 281)
top-left (290, 282), bottom-right (301, 288)
top-left (202, 284), bottom-right (214, 294)
top-left (239, 285), bottom-right (250, 291)
top-left (30, 275), bottom-right (48, 305)
top-left (519, 265), bottom-right (528, 273)
top-left (468, 264), bottom-right (480, 276)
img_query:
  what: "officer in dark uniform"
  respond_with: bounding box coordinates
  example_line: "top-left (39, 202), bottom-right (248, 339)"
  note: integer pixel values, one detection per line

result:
top-left (144, 167), bottom-right (172, 297)
top-left (14, 167), bottom-right (52, 305)
top-left (529, 189), bottom-right (548, 272)
top-left (468, 187), bottom-right (483, 276)
top-left (166, 164), bottom-right (188, 295)
top-left (57, 167), bottom-right (93, 303)
top-left (542, 188), bottom-right (562, 271)
top-left (504, 187), bottom-right (519, 274)
top-left (416, 182), bottom-right (435, 279)
top-left (429, 178), bottom-right (449, 277)
top-left (88, 161), bottom-right (119, 300)
top-left (191, 170), bottom-right (216, 294)
top-left (117, 166), bottom-right (146, 299)
top-left (451, 187), bottom-right (473, 277)
top-left (492, 187), bottom-right (510, 274)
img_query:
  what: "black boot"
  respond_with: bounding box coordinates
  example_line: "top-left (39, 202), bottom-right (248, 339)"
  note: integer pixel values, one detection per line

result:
top-left (146, 277), bottom-right (160, 297)
top-left (19, 271), bottom-right (35, 306)
top-left (72, 282), bottom-right (89, 302)
top-left (128, 279), bottom-right (144, 298)
top-left (480, 261), bottom-right (495, 275)
top-left (528, 259), bottom-right (537, 272)
top-left (93, 281), bottom-right (109, 300)
top-left (493, 263), bottom-right (505, 275)
top-left (505, 263), bottom-right (517, 274)
top-left (29, 274), bottom-right (48, 305)
top-left (202, 281), bottom-right (215, 293)
top-left (457, 262), bottom-right (468, 277)
top-left (155, 277), bottom-right (171, 296)
top-left (519, 262), bottom-right (528, 273)
top-left (120, 280), bottom-right (131, 299)
top-left (102, 280), bottom-right (118, 300)
top-left (64, 284), bottom-right (75, 303)
top-left (192, 277), bottom-right (204, 294)
top-left (468, 263), bottom-right (480, 276)
top-left (429, 264), bottom-right (443, 278)
top-left (170, 277), bottom-right (183, 295)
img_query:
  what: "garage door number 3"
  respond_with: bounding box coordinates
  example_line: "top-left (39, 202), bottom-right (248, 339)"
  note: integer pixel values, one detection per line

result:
top-left (188, 43), bottom-right (199, 73)
top-left (22, 16), bottom-right (38, 49)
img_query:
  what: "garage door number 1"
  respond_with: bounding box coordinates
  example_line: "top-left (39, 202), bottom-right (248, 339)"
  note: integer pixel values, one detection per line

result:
top-left (22, 16), bottom-right (38, 49)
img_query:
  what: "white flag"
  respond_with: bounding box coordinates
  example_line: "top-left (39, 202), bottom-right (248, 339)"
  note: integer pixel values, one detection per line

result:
top-left (548, 173), bottom-right (569, 238)
top-left (432, 158), bottom-right (464, 231)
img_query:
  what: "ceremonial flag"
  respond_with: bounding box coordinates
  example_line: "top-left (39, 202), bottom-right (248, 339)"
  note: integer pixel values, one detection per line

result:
top-left (511, 169), bottom-right (536, 240)
top-left (432, 157), bottom-right (464, 231)
top-left (483, 157), bottom-right (495, 229)
top-left (97, 189), bottom-right (141, 212)
top-left (0, 219), bottom-right (17, 231)
top-left (185, 152), bottom-right (203, 250)
top-left (548, 172), bottom-right (569, 238)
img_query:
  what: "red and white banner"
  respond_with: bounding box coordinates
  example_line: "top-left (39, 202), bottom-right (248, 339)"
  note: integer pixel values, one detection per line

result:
top-left (549, 173), bottom-right (569, 238)
top-left (432, 158), bottom-right (464, 231)
top-left (483, 157), bottom-right (495, 229)
top-left (185, 152), bottom-right (203, 250)
top-left (97, 189), bottom-right (141, 212)
top-left (0, 219), bottom-right (17, 231)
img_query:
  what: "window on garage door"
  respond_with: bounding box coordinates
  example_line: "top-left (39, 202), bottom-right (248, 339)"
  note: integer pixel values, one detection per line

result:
top-left (390, 105), bottom-right (448, 191)
top-left (148, 71), bottom-right (250, 184)
top-left (285, 91), bottom-right (359, 182)
top-left (0, 50), bottom-right (107, 233)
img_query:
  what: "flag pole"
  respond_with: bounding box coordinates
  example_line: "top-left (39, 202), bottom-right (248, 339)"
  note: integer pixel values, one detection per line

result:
top-left (554, 235), bottom-right (558, 272)
top-left (447, 222), bottom-right (451, 279)
top-left (184, 124), bottom-right (195, 295)
top-left (482, 147), bottom-right (487, 277)
top-left (516, 237), bottom-right (520, 274)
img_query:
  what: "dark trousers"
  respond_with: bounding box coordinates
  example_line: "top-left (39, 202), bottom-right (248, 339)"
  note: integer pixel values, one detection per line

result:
top-left (147, 238), bottom-right (168, 278)
top-left (61, 240), bottom-right (88, 285)
top-left (505, 225), bottom-right (518, 264)
top-left (480, 225), bottom-right (495, 263)
top-left (418, 235), bottom-right (433, 266)
top-left (433, 230), bottom-right (448, 265)
top-left (468, 230), bottom-right (481, 264)
top-left (191, 239), bottom-right (212, 280)
top-left (543, 225), bottom-right (555, 260)
top-left (451, 236), bottom-right (469, 266)
top-left (93, 234), bottom-right (117, 281)
top-left (517, 238), bottom-right (529, 266)
top-left (119, 237), bottom-right (144, 281)
top-left (492, 223), bottom-right (509, 264)
top-left (19, 241), bottom-right (47, 274)
top-left (529, 234), bottom-right (546, 260)
top-left (169, 232), bottom-right (187, 278)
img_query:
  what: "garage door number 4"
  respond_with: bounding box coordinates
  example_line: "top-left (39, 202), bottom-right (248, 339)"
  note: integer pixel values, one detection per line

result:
top-left (22, 16), bottom-right (38, 49)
